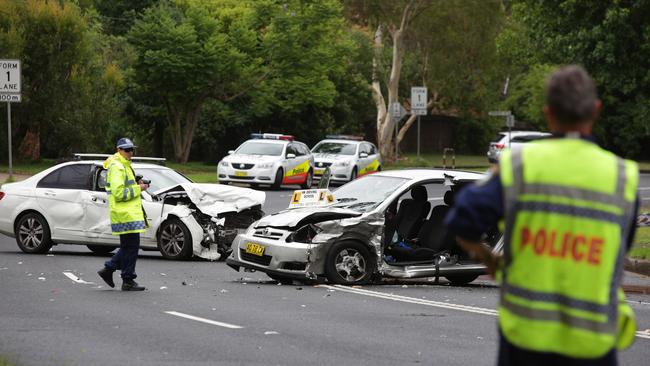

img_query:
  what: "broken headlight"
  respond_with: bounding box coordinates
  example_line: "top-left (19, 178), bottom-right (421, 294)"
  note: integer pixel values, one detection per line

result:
top-left (286, 224), bottom-right (322, 244)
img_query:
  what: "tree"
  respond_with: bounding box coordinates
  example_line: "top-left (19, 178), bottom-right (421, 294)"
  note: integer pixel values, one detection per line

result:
top-left (0, 0), bottom-right (122, 160)
top-left (129, 0), bottom-right (265, 163)
top-left (500, 0), bottom-right (650, 158)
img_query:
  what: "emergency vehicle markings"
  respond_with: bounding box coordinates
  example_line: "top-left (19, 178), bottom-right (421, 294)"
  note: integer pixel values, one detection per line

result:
top-left (320, 285), bottom-right (650, 340)
top-left (164, 311), bottom-right (243, 329)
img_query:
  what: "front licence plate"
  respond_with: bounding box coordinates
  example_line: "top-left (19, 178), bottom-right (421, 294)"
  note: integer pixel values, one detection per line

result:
top-left (314, 168), bottom-right (325, 175)
top-left (235, 170), bottom-right (248, 177)
top-left (245, 242), bottom-right (265, 256)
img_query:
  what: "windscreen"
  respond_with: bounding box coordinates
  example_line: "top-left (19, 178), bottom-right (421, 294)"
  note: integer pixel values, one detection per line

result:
top-left (312, 142), bottom-right (356, 155)
top-left (333, 175), bottom-right (409, 212)
top-left (136, 168), bottom-right (192, 192)
top-left (236, 141), bottom-right (284, 156)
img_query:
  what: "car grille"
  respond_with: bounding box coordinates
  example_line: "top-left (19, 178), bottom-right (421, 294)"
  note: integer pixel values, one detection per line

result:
top-left (228, 175), bottom-right (254, 180)
top-left (240, 249), bottom-right (272, 266)
top-left (315, 162), bottom-right (332, 168)
top-left (231, 163), bottom-right (255, 170)
top-left (252, 228), bottom-right (284, 240)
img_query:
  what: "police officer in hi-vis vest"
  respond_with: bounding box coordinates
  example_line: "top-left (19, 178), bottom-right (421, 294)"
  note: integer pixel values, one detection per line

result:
top-left (445, 65), bottom-right (638, 365)
top-left (97, 138), bottom-right (149, 291)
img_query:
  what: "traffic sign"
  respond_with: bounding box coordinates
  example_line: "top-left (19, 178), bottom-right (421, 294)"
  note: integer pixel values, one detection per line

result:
top-left (506, 115), bottom-right (515, 128)
top-left (488, 110), bottom-right (511, 117)
top-left (412, 108), bottom-right (426, 115)
top-left (390, 102), bottom-right (408, 118)
top-left (0, 59), bottom-right (21, 101)
top-left (411, 87), bottom-right (427, 110)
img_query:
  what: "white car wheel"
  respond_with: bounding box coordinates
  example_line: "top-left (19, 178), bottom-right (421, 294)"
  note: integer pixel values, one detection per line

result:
top-left (158, 218), bottom-right (193, 260)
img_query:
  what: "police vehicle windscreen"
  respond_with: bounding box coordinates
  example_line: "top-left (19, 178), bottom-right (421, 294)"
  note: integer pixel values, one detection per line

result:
top-left (333, 175), bottom-right (408, 212)
top-left (136, 168), bottom-right (192, 192)
top-left (236, 141), bottom-right (284, 156)
top-left (312, 142), bottom-right (356, 155)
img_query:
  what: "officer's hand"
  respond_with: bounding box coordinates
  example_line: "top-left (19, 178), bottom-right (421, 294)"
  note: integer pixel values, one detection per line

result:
top-left (139, 183), bottom-right (149, 191)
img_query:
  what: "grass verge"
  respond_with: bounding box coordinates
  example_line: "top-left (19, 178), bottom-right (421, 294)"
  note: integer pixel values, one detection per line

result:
top-left (385, 153), bottom-right (490, 171)
top-left (632, 226), bottom-right (650, 260)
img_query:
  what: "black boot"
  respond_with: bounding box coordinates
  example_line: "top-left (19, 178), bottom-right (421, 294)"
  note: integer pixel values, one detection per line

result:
top-left (97, 267), bottom-right (115, 288)
top-left (122, 279), bottom-right (146, 291)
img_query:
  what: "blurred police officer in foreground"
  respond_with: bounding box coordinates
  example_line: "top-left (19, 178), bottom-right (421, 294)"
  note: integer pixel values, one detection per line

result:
top-left (97, 138), bottom-right (149, 291)
top-left (445, 65), bottom-right (638, 365)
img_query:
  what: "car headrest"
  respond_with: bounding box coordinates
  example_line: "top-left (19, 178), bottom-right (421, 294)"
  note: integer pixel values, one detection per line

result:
top-left (410, 185), bottom-right (427, 202)
top-left (444, 190), bottom-right (454, 206)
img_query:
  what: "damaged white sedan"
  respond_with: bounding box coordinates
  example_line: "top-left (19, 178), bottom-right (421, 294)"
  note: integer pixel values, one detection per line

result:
top-left (0, 156), bottom-right (264, 260)
top-left (227, 169), bottom-right (502, 285)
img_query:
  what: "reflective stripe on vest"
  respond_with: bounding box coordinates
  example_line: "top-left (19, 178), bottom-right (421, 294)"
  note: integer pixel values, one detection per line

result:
top-left (498, 139), bottom-right (637, 358)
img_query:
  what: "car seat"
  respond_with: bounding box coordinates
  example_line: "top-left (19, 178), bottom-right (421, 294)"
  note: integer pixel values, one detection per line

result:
top-left (394, 185), bottom-right (430, 241)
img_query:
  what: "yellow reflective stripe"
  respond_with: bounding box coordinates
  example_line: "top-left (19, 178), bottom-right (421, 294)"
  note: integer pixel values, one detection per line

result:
top-left (359, 159), bottom-right (379, 175)
top-left (285, 160), bottom-right (310, 177)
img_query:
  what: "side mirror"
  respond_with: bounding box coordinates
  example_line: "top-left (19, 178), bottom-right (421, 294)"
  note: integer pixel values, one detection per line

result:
top-left (286, 153), bottom-right (296, 159)
top-left (228, 150), bottom-right (235, 155)
top-left (359, 152), bottom-right (369, 158)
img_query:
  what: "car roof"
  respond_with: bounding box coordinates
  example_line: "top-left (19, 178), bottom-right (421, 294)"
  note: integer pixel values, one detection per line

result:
top-left (498, 131), bottom-right (550, 136)
top-left (373, 168), bottom-right (484, 181)
top-left (316, 139), bottom-right (364, 145)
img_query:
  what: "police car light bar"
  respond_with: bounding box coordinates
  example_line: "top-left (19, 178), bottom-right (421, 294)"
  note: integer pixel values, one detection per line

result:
top-left (250, 133), bottom-right (295, 141)
top-left (325, 135), bottom-right (363, 141)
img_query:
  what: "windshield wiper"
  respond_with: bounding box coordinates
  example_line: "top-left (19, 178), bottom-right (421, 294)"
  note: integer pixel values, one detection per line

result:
top-left (335, 197), bottom-right (358, 203)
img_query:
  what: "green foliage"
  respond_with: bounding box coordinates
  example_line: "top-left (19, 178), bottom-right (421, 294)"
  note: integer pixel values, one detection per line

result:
top-left (502, 0), bottom-right (650, 158)
top-left (503, 64), bottom-right (556, 130)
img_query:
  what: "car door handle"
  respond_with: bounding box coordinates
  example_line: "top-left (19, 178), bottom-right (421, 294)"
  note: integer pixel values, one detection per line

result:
top-left (43, 191), bottom-right (56, 197)
top-left (91, 196), bottom-right (106, 203)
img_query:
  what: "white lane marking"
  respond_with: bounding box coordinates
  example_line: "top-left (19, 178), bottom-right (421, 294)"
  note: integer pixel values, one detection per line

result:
top-left (321, 285), bottom-right (650, 340)
top-left (63, 272), bottom-right (95, 284)
top-left (320, 284), bottom-right (497, 316)
top-left (164, 311), bottom-right (243, 329)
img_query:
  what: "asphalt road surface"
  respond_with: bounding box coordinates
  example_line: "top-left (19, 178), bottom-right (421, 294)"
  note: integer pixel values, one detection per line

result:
top-left (1, 177), bottom-right (650, 366)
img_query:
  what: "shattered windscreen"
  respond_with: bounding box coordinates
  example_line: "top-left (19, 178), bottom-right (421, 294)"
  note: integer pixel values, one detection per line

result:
top-left (332, 175), bottom-right (408, 212)
top-left (136, 168), bottom-right (192, 192)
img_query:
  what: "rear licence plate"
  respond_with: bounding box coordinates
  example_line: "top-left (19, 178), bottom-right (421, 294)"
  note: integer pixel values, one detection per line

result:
top-left (245, 242), bottom-right (265, 256)
top-left (235, 171), bottom-right (248, 177)
top-left (314, 168), bottom-right (325, 175)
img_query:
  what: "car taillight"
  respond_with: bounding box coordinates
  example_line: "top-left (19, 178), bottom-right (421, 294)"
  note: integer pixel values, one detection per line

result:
top-left (495, 143), bottom-right (505, 149)
top-left (0, 192), bottom-right (4, 200)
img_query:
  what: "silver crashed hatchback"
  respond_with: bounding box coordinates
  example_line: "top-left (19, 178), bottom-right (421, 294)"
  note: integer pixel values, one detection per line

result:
top-left (226, 169), bottom-right (503, 285)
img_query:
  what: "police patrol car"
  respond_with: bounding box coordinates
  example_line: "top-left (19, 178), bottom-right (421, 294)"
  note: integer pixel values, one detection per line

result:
top-left (311, 135), bottom-right (382, 183)
top-left (218, 133), bottom-right (314, 190)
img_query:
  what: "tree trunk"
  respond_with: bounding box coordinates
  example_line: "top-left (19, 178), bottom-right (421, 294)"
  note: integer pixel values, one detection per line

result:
top-left (373, 0), bottom-right (415, 163)
top-left (18, 126), bottom-right (40, 161)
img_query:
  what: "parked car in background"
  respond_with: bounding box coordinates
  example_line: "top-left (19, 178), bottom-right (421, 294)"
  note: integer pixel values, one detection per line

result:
top-left (0, 155), bottom-right (265, 261)
top-left (487, 131), bottom-right (552, 163)
top-left (218, 133), bottom-right (314, 190)
top-left (227, 169), bottom-right (502, 285)
top-left (311, 135), bottom-right (381, 184)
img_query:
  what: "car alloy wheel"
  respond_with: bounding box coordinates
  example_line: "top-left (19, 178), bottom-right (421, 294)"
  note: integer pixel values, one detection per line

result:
top-left (15, 212), bottom-right (53, 254)
top-left (301, 170), bottom-right (313, 189)
top-left (158, 218), bottom-right (192, 260)
top-left (325, 241), bottom-right (375, 285)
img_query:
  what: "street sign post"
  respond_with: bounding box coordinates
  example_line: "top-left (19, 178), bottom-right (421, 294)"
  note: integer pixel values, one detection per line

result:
top-left (1, 59), bottom-right (22, 180)
top-left (411, 87), bottom-right (428, 159)
top-left (489, 110), bottom-right (515, 148)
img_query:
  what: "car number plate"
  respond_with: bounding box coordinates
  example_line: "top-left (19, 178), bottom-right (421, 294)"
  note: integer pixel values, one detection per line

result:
top-left (314, 168), bottom-right (325, 175)
top-left (235, 170), bottom-right (248, 177)
top-left (245, 242), bottom-right (265, 256)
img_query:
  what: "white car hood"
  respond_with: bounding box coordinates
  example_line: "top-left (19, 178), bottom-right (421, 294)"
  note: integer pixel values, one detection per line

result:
top-left (223, 155), bottom-right (278, 164)
top-left (256, 206), bottom-right (361, 229)
top-left (154, 183), bottom-right (265, 216)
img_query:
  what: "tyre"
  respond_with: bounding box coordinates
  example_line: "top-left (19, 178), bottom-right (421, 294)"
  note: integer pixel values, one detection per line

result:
top-left (445, 273), bottom-right (479, 286)
top-left (272, 168), bottom-right (284, 190)
top-left (325, 241), bottom-right (376, 285)
top-left (377, 165), bottom-right (382, 172)
top-left (86, 245), bottom-right (115, 255)
top-left (219, 180), bottom-right (229, 185)
top-left (158, 217), bottom-right (193, 260)
top-left (349, 167), bottom-right (358, 181)
top-left (15, 212), bottom-right (53, 254)
top-left (300, 170), bottom-right (313, 189)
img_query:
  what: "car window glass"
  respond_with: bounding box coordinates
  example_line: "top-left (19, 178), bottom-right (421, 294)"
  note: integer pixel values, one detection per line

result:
top-left (97, 169), bottom-right (108, 190)
top-left (312, 142), bottom-right (357, 155)
top-left (368, 144), bottom-right (377, 155)
top-left (360, 144), bottom-right (370, 155)
top-left (491, 133), bottom-right (506, 143)
top-left (286, 144), bottom-right (297, 156)
top-left (300, 144), bottom-right (310, 155)
top-left (136, 167), bottom-right (192, 192)
top-left (37, 164), bottom-right (92, 190)
top-left (236, 141), bottom-right (284, 156)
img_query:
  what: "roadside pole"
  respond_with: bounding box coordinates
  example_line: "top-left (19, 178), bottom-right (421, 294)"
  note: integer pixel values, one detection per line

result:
top-left (411, 87), bottom-right (427, 160)
top-left (7, 102), bottom-right (11, 178)
top-left (0, 59), bottom-right (21, 181)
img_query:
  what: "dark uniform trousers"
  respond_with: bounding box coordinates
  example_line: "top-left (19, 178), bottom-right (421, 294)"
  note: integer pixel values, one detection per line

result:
top-left (104, 233), bottom-right (140, 280)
